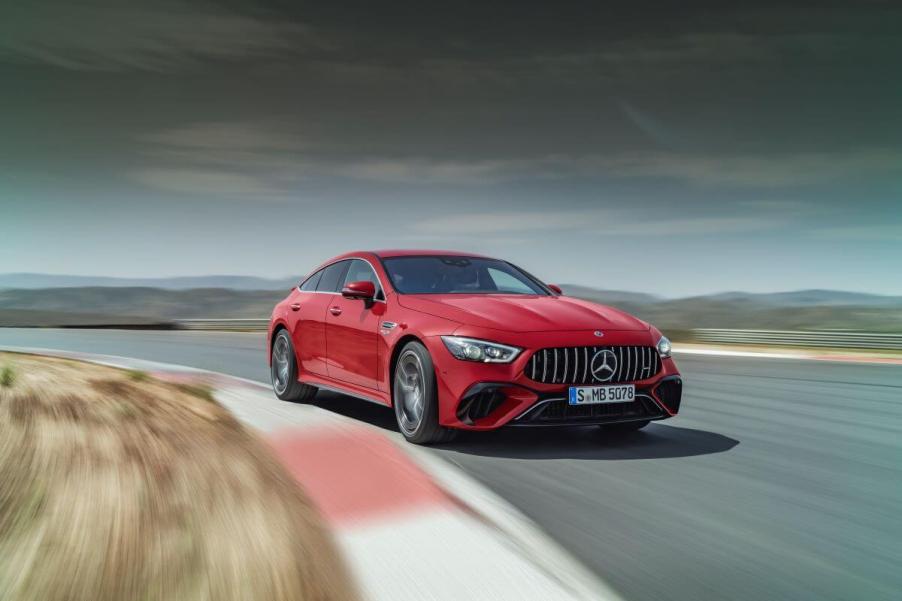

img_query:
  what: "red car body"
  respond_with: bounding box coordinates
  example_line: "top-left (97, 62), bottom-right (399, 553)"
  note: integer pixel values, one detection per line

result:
top-left (268, 250), bottom-right (681, 432)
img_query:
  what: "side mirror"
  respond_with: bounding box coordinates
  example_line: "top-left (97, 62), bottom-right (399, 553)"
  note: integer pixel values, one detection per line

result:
top-left (547, 284), bottom-right (563, 295)
top-left (341, 280), bottom-right (376, 301)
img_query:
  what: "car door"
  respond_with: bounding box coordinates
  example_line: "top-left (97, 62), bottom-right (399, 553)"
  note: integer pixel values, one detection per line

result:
top-left (324, 259), bottom-right (384, 389)
top-left (291, 261), bottom-right (349, 377)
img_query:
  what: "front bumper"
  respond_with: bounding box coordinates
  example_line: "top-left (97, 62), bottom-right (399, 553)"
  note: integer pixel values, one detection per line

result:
top-left (423, 329), bottom-right (682, 430)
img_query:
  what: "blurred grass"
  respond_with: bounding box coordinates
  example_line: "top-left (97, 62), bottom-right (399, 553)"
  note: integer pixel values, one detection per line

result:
top-left (172, 382), bottom-right (215, 402)
top-left (0, 352), bottom-right (358, 601)
top-left (126, 369), bottom-right (149, 382)
top-left (0, 364), bottom-right (14, 388)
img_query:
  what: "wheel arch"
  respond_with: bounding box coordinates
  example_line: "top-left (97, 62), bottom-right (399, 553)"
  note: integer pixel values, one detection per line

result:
top-left (269, 322), bottom-right (289, 366)
top-left (388, 334), bottom-right (427, 407)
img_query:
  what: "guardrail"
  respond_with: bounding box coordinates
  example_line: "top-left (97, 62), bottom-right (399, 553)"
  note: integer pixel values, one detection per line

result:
top-left (174, 321), bottom-right (902, 350)
top-left (177, 319), bottom-right (269, 331)
top-left (692, 329), bottom-right (902, 351)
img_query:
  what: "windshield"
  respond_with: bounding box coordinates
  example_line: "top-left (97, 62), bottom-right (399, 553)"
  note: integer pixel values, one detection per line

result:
top-left (382, 256), bottom-right (549, 295)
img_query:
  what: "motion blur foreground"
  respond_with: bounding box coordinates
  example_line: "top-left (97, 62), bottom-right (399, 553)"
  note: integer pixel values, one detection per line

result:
top-left (3, 0), bottom-right (902, 600)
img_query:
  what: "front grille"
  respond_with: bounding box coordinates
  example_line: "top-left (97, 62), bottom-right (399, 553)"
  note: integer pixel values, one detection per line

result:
top-left (525, 346), bottom-right (660, 385)
top-left (514, 394), bottom-right (663, 425)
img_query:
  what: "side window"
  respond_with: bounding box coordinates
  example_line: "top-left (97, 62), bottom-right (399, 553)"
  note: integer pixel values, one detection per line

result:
top-left (316, 261), bottom-right (350, 293)
top-left (299, 269), bottom-right (322, 291)
top-left (487, 267), bottom-right (536, 294)
top-left (343, 259), bottom-right (384, 300)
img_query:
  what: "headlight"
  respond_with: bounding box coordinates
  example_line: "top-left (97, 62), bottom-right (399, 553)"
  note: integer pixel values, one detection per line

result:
top-left (441, 336), bottom-right (522, 363)
top-left (656, 336), bottom-right (672, 358)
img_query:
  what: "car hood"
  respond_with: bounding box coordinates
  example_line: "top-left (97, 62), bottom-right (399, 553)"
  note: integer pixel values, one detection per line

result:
top-left (396, 294), bottom-right (649, 333)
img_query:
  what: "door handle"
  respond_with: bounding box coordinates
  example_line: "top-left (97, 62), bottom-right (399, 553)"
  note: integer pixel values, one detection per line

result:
top-left (290, 303), bottom-right (301, 311)
top-left (329, 306), bottom-right (342, 316)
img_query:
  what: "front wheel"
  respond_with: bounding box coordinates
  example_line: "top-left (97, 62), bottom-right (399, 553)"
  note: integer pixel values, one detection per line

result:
top-left (271, 330), bottom-right (317, 402)
top-left (393, 341), bottom-right (456, 445)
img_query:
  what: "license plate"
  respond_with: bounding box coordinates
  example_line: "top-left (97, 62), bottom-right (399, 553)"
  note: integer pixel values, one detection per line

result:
top-left (568, 384), bottom-right (635, 405)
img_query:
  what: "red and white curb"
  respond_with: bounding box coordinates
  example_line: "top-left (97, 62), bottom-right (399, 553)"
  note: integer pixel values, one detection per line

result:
top-left (0, 346), bottom-right (621, 601)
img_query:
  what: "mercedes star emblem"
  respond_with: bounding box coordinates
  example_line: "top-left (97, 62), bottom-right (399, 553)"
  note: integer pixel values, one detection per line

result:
top-left (590, 349), bottom-right (618, 382)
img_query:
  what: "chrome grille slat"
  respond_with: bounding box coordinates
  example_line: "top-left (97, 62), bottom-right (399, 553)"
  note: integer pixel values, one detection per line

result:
top-left (573, 347), bottom-right (579, 384)
top-left (625, 346), bottom-right (631, 382)
top-left (542, 349), bottom-right (548, 382)
top-left (617, 347), bottom-right (624, 382)
top-left (526, 345), bottom-right (661, 385)
top-left (632, 346), bottom-right (638, 381)
top-left (640, 347), bottom-right (646, 379)
top-left (574, 347), bottom-right (580, 384)
top-left (563, 348), bottom-right (569, 385)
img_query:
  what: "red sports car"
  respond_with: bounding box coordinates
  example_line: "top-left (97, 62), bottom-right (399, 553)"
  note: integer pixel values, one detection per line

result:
top-left (268, 250), bottom-right (682, 444)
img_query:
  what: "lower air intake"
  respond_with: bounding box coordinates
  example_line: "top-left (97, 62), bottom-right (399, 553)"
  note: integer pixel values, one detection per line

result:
top-left (654, 377), bottom-right (682, 413)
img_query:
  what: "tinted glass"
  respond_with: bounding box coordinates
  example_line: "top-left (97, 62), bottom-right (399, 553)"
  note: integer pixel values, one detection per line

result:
top-left (299, 269), bottom-right (322, 291)
top-left (486, 267), bottom-right (538, 294)
top-left (343, 259), bottom-right (384, 300)
top-left (316, 261), bottom-right (349, 293)
top-left (383, 256), bottom-right (548, 295)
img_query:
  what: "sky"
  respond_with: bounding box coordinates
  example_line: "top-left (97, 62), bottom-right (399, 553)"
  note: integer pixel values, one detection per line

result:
top-left (1, 0), bottom-right (900, 296)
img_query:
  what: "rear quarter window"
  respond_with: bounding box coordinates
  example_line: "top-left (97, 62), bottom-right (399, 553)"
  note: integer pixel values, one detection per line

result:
top-left (316, 261), bottom-right (349, 293)
top-left (299, 270), bottom-right (322, 291)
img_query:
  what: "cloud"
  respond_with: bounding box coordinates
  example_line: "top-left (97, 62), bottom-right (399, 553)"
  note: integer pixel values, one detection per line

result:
top-left (143, 122), bottom-right (308, 153)
top-left (414, 210), bottom-right (611, 234)
top-left (412, 210), bottom-right (780, 237)
top-left (332, 158), bottom-right (535, 185)
top-left (129, 168), bottom-right (293, 200)
top-left (811, 224), bottom-right (902, 242)
top-left (0, 2), bottom-right (330, 72)
top-left (133, 121), bottom-right (902, 198)
top-left (328, 149), bottom-right (902, 188)
top-left (592, 150), bottom-right (902, 187)
top-left (132, 122), bottom-right (311, 199)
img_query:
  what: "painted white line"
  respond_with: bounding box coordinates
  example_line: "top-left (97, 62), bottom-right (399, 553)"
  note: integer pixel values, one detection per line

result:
top-left (672, 345), bottom-right (902, 365)
top-left (338, 509), bottom-right (613, 601)
top-left (673, 347), bottom-right (807, 360)
top-left (404, 445), bottom-right (623, 601)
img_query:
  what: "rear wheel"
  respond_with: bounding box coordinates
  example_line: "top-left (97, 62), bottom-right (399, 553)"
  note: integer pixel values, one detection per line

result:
top-left (271, 330), bottom-right (317, 402)
top-left (598, 420), bottom-right (650, 434)
top-left (393, 341), bottom-right (456, 445)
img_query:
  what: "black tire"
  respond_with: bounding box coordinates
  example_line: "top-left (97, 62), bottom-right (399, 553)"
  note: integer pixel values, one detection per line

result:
top-left (271, 329), bottom-right (317, 402)
top-left (598, 420), bottom-right (650, 434)
top-left (392, 341), bottom-right (457, 445)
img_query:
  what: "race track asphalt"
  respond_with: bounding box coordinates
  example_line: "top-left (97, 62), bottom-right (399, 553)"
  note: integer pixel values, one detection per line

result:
top-left (1, 328), bottom-right (900, 601)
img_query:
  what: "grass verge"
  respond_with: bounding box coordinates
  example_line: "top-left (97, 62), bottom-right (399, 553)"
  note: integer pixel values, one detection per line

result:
top-left (0, 352), bottom-right (357, 601)
top-left (0, 365), bottom-right (14, 388)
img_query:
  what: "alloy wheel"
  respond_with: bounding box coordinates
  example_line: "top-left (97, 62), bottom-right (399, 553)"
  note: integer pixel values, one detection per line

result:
top-left (272, 335), bottom-right (291, 395)
top-left (395, 350), bottom-right (425, 433)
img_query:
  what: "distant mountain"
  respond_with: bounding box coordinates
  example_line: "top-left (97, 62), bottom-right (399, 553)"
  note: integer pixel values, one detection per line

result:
top-left (557, 285), bottom-right (902, 333)
top-left (701, 289), bottom-right (902, 308)
top-left (1, 282), bottom-right (900, 333)
top-left (0, 273), bottom-right (302, 291)
top-left (0, 309), bottom-right (173, 328)
top-left (558, 285), bottom-right (661, 306)
top-left (0, 287), bottom-right (286, 320)
top-left (562, 285), bottom-right (902, 308)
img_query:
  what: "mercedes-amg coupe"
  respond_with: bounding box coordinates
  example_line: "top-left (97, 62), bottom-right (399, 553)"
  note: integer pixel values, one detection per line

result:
top-left (268, 250), bottom-right (682, 444)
